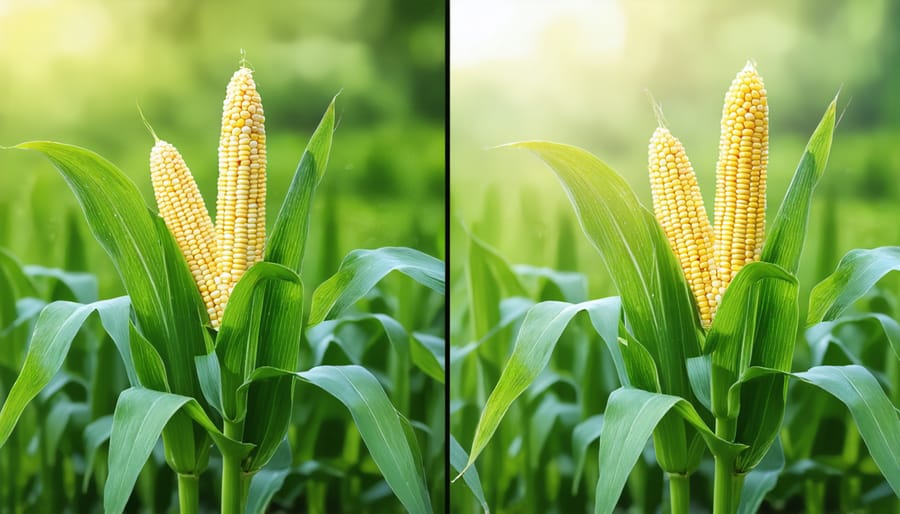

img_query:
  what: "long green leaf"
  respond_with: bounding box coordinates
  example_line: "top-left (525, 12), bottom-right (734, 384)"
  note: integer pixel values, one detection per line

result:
top-left (243, 98), bottom-right (335, 471)
top-left (571, 414), bottom-right (604, 494)
top-left (733, 364), bottom-right (900, 490)
top-left (793, 365), bottom-right (900, 495)
top-left (216, 261), bottom-right (302, 421)
top-left (104, 387), bottom-right (253, 514)
top-left (513, 141), bottom-right (702, 393)
top-left (243, 365), bottom-right (432, 514)
top-left (309, 247), bottom-right (445, 326)
top-left (306, 312), bottom-right (444, 383)
top-left (737, 438), bottom-right (784, 514)
top-left (459, 298), bottom-right (622, 476)
top-left (450, 434), bottom-right (489, 513)
top-left (808, 247), bottom-right (900, 324)
top-left (0, 297), bottom-right (128, 447)
top-left (82, 414), bottom-right (114, 492)
top-left (737, 98), bottom-right (837, 471)
top-left (593, 387), bottom-right (744, 514)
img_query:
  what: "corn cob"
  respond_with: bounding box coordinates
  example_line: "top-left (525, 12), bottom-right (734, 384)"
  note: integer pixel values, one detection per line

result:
top-left (713, 61), bottom-right (768, 302)
top-left (649, 127), bottom-right (717, 327)
top-left (150, 139), bottom-right (224, 326)
top-left (216, 66), bottom-right (267, 304)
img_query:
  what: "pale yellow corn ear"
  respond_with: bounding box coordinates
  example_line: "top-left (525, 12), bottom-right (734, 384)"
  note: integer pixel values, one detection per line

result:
top-left (215, 66), bottom-right (267, 303)
top-left (649, 127), bottom-right (717, 327)
top-left (713, 61), bottom-right (768, 303)
top-left (150, 140), bottom-right (224, 327)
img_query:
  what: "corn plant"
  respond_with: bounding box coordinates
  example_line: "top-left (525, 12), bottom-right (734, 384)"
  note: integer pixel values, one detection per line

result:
top-left (0, 63), bottom-right (443, 514)
top-left (454, 62), bottom-right (899, 513)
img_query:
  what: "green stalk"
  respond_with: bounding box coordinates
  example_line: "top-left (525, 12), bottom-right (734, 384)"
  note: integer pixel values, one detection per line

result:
top-left (668, 473), bottom-right (690, 514)
top-left (713, 417), bottom-right (738, 514)
top-left (222, 420), bottom-right (247, 514)
top-left (177, 474), bottom-right (199, 514)
top-left (804, 479), bottom-right (825, 514)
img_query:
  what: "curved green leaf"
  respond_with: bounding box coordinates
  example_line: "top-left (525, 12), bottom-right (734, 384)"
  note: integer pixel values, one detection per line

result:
top-left (793, 365), bottom-right (900, 494)
top-left (513, 141), bottom-right (700, 416)
top-left (0, 297), bottom-right (128, 448)
top-left (104, 387), bottom-right (253, 514)
top-left (24, 265), bottom-right (98, 303)
top-left (458, 297), bottom-right (621, 476)
top-left (243, 365), bottom-right (432, 514)
top-left (806, 312), bottom-right (900, 363)
top-left (306, 313), bottom-right (444, 383)
top-left (593, 387), bottom-right (744, 514)
top-left (808, 247), bottom-right (900, 324)
top-left (571, 414), bottom-right (604, 494)
top-left (737, 438), bottom-right (784, 514)
top-left (216, 261), bottom-right (303, 421)
top-left (707, 262), bottom-right (796, 418)
top-left (242, 98), bottom-right (336, 471)
top-left (450, 434), bottom-right (489, 513)
top-left (82, 414), bottom-right (113, 492)
top-left (309, 247), bottom-right (445, 326)
top-left (266, 95), bottom-right (336, 270)
top-left (732, 365), bottom-right (900, 489)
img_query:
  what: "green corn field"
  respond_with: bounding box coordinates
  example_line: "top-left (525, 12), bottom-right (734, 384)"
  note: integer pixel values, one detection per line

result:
top-left (3, 1), bottom-right (900, 514)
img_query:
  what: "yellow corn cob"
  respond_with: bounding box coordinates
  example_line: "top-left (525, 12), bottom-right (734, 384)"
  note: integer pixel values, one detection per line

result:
top-left (150, 139), bottom-right (224, 326)
top-left (713, 61), bottom-right (768, 303)
top-left (215, 66), bottom-right (267, 305)
top-left (649, 127), bottom-right (717, 327)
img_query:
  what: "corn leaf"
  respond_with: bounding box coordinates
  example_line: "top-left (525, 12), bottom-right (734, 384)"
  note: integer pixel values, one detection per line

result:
top-left (308, 247), bottom-right (445, 326)
top-left (514, 141), bottom-right (708, 474)
top-left (306, 313), bottom-right (444, 383)
top-left (243, 364), bottom-right (433, 514)
top-left (707, 262), bottom-right (796, 418)
top-left (737, 438), bottom-right (784, 514)
top-left (243, 98), bottom-right (335, 471)
top-left (24, 265), bottom-right (97, 304)
top-left (734, 98), bottom-right (836, 471)
top-left (808, 247), bottom-right (900, 324)
top-left (104, 387), bottom-right (253, 514)
top-left (244, 440), bottom-right (292, 514)
top-left (459, 298), bottom-right (620, 476)
top-left (806, 312), bottom-right (900, 362)
top-left (571, 414), bottom-right (604, 495)
top-left (732, 364), bottom-right (900, 492)
top-left (450, 434), bottom-right (489, 513)
top-left (0, 297), bottom-right (129, 448)
top-left (266, 95), bottom-right (336, 270)
top-left (513, 141), bottom-right (701, 399)
top-left (82, 414), bottom-right (113, 492)
top-left (13, 143), bottom-right (207, 395)
top-left (593, 387), bottom-right (745, 514)
top-left (215, 261), bottom-right (303, 421)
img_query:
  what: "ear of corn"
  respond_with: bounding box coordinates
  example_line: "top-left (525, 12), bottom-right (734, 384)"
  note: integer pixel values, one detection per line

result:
top-left (713, 61), bottom-right (768, 303)
top-left (150, 66), bottom-right (268, 329)
top-left (216, 67), bottom-right (267, 303)
top-left (648, 127), bottom-right (717, 327)
top-left (150, 139), bottom-right (223, 326)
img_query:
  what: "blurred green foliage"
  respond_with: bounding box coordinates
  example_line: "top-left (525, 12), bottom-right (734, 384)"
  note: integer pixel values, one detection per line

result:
top-left (0, 0), bottom-right (445, 298)
top-left (450, 0), bottom-right (900, 299)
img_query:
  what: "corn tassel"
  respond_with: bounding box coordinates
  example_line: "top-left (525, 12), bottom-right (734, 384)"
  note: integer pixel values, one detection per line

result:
top-left (649, 127), bottom-right (717, 327)
top-left (713, 61), bottom-right (768, 303)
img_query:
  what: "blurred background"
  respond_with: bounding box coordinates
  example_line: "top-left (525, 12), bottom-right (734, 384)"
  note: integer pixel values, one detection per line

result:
top-left (450, 0), bottom-right (900, 302)
top-left (0, 0), bottom-right (445, 297)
